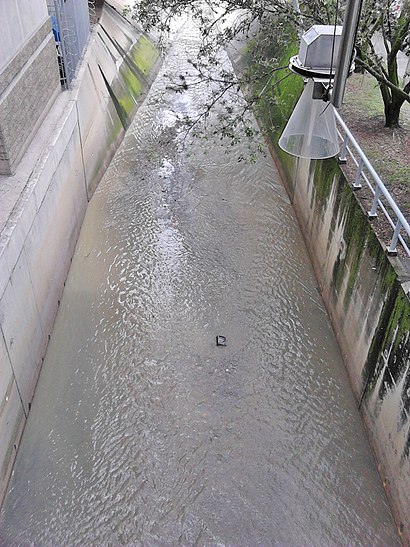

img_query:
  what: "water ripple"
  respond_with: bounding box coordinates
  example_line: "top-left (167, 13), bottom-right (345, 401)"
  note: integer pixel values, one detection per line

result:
top-left (0, 18), bottom-right (399, 546)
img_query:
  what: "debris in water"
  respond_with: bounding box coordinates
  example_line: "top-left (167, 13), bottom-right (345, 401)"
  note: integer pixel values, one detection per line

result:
top-left (216, 335), bottom-right (227, 347)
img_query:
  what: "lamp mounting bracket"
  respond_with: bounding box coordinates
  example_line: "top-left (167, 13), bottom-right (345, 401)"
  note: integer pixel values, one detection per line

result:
top-left (289, 56), bottom-right (336, 80)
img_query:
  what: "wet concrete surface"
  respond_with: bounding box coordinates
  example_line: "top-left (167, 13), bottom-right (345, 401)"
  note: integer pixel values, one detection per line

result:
top-left (0, 20), bottom-right (400, 545)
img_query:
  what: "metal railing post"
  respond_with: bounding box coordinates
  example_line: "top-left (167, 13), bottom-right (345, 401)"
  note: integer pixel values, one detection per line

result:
top-left (353, 158), bottom-right (363, 189)
top-left (387, 220), bottom-right (402, 255)
top-left (338, 133), bottom-right (349, 164)
top-left (368, 186), bottom-right (382, 218)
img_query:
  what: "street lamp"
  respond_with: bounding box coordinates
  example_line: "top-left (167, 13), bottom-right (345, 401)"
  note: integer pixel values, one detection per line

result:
top-left (278, 25), bottom-right (343, 159)
top-left (278, 0), bottom-right (363, 160)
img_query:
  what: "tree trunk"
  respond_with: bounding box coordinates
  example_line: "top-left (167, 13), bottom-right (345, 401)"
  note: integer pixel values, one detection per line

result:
top-left (380, 81), bottom-right (405, 128)
top-left (384, 96), bottom-right (406, 127)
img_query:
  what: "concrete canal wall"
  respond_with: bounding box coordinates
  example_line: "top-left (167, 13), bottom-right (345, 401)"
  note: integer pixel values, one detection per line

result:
top-left (247, 40), bottom-right (410, 541)
top-left (288, 156), bottom-right (410, 542)
top-left (0, 4), bottom-right (161, 505)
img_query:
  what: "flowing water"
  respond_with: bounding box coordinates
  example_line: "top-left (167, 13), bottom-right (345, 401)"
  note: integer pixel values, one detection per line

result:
top-left (0, 20), bottom-right (399, 545)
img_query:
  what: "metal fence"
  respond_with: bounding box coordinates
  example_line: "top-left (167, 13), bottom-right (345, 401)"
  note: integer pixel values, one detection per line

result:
top-left (47, 0), bottom-right (91, 89)
top-left (335, 110), bottom-right (410, 257)
top-left (88, 0), bottom-right (98, 26)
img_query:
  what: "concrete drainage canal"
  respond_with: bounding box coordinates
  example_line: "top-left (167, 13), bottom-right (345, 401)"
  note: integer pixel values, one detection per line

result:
top-left (0, 19), bottom-right (400, 544)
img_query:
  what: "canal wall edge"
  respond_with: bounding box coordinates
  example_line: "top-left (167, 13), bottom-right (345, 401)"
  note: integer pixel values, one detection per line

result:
top-left (249, 58), bottom-right (410, 542)
top-left (0, 4), bottom-right (161, 506)
top-left (285, 155), bottom-right (410, 542)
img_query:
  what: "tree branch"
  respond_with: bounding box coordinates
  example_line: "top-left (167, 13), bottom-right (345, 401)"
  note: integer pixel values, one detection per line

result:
top-left (356, 58), bottom-right (410, 102)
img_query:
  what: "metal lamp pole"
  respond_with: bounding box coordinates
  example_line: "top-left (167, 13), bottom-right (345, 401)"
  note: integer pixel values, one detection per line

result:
top-left (331, 0), bottom-right (364, 108)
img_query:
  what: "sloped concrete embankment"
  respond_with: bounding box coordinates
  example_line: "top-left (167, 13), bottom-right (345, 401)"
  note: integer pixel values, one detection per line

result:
top-left (253, 46), bottom-right (410, 541)
top-left (0, 4), bottom-right (161, 505)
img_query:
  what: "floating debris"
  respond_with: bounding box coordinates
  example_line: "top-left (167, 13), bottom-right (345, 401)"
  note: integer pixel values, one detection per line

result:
top-left (216, 335), bottom-right (227, 347)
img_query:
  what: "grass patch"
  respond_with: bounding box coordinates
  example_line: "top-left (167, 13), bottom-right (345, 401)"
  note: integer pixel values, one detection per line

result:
top-left (340, 71), bottom-right (410, 212)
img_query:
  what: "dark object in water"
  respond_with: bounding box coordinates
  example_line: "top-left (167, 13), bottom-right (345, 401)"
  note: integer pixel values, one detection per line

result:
top-left (216, 335), bottom-right (227, 347)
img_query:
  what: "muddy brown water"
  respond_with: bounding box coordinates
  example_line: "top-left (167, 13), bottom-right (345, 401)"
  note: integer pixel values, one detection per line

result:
top-left (0, 21), bottom-right (400, 545)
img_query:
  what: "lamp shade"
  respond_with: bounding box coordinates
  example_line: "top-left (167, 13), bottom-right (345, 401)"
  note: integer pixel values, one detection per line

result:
top-left (278, 80), bottom-right (339, 160)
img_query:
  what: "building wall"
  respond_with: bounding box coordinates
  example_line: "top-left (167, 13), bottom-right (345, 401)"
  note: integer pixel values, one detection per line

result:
top-left (0, 0), bottom-right (49, 72)
top-left (0, 3), bottom-right (161, 506)
top-left (0, 0), bottom-right (60, 175)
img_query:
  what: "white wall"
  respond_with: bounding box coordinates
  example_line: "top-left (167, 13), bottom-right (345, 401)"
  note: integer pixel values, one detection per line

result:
top-left (0, 0), bottom-right (49, 72)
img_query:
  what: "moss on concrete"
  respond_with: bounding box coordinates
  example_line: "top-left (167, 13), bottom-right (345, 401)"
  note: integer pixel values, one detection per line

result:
top-left (120, 64), bottom-right (143, 101)
top-left (101, 34), bottom-right (159, 133)
top-left (311, 158), bottom-right (339, 209)
top-left (91, 32), bottom-right (159, 194)
top-left (116, 36), bottom-right (159, 127)
top-left (325, 174), bottom-right (368, 300)
top-left (362, 282), bottom-right (410, 410)
top-left (118, 94), bottom-right (136, 121)
top-left (252, 37), bottom-right (303, 186)
top-left (132, 35), bottom-right (159, 75)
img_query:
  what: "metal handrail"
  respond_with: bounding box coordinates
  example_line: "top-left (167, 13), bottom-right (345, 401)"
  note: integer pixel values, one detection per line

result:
top-left (335, 110), bottom-right (410, 256)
